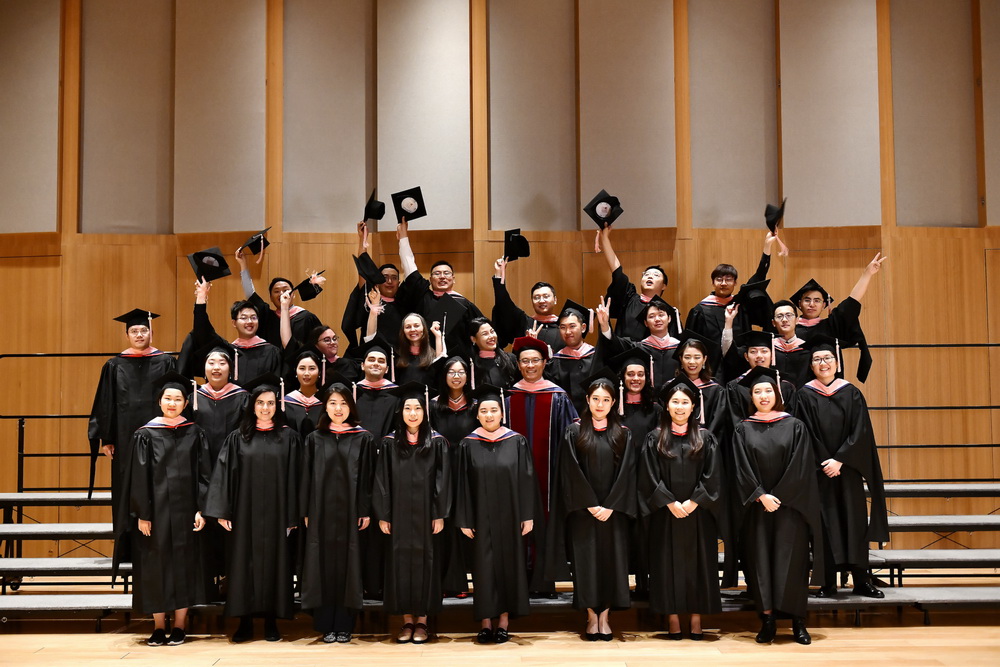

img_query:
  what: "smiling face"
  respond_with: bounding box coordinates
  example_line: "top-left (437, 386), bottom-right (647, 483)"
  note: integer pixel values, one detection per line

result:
top-left (316, 328), bottom-right (339, 358)
top-left (159, 388), bottom-right (187, 419)
top-left (680, 345), bottom-right (705, 379)
top-left (745, 345), bottom-right (772, 369)
top-left (325, 391), bottom-right (350, 425)
top-left (233, 307), bottom-right (259, 338)
top-left (559, 314), bottom-right (585, 347)
top-left (269, 280), bottom-right (294, 309)
top-left (402, 398), bottom-right (424, 432)
top-left (379, 267), bottom-right (400, 298)
top-left (430, 264), bottom-right (455, 292)
top-left (712, 274), bottom-right (736, 298)
top-left (296, 357), bottom-right (319, 389)
top-left (402, 315), bottom-right (425, 344)
top-left (623, 364), bottom-right (646, 394)
top-left (772, 304), bottom-right (797, 336)
top-left (204, 352), bottom-right (231, 387)
top-left (445, 360), bottom-right (467, 391)
top-left (810, 349), bottom-right (839, 383)
top-left (641, 268), bottom-right (665, 294)
top-left (127, 325), bottom-right (151, 351)
top-left (254, 391), bottom-right (277, 422)
top-left (471, 323), bottom-right (498, 351)
top-left (477, 399), bottom-right (503, 431)
top-left (517, 351), bottom-right (546, 382)
top-left (645, 306), bottom-right (671, 336)
top-left (667, 389), bottom-right (693, 425)
top-left (750, 382), bottom-right (776, 413)
top-left (798, 290), bottom-right (827, 320)
top-left (531, 286), bottom-right (557, 316)
top-left (587, 385), bottom-right (615, 421)
top-left (362, 351), bottom-right (387, 381)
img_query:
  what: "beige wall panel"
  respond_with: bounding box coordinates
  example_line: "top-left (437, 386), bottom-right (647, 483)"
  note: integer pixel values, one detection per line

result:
top-left (283, 0), bottom-right (374, 233)
top-left (488, 0), bottom-right (577, 232)
top-left (689, 0), bottom-right (779, 228)
top-left (779, 0), bottom-right (881, 227)
top-left (377, 0), bottom-right (470, 231)
top-left (985, 0), bottom-right (1000, 226)
top-left (173, 0), bottom-right (266, 233)
top-left (274, 241), bottom-right (366, 335)
top-left (79, 0), bottom-right (174, 234)
top-left (0, 0), bottom-right (59, 234)
top-left (578, 0), bottom-right (675, 229)
top-left (891, 0), bottom-right (978, 227)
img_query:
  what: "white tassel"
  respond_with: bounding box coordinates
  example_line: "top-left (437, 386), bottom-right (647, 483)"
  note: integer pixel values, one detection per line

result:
top-left (776, 369), bottom-right (783, 402)
top-left (148, 311), bottom-right (153, 345)
top-left (835, 337), bottom-right (842, 376)
top-left (425, 385), bottom-right (431, 430)
top-left (649, 353), bottom-right (655, 390)
top-left (500, 387), bottom-right (506, 426)
top-left (280, 378), bottom-right (286, 412)
top-left (192, 380), bottom-right (199, 411)
top-left (618, 379), bottom-right (625, 416)
top-left (470, 358), bottom-right (476, 390)
top-left (234, 349), bottom-right (239, 383)
top-left (699, 388), bottom-right (705, 425)
top-left (672, 306), bottom-right (681, 336)
top-left (321, 360), bottom-right (326, 387)
top-left (390, 348), bottom-right (395, 383)
top-left (352, 381), bottom-right (357, 402)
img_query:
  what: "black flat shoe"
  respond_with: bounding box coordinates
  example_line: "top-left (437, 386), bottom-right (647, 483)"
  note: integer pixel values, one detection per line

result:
top-left (666, 632), bottom-right (683, 641)
top-left (689, 632), bottom-right (704, 641)
top-left (598, 632), bottom-right (613, 642)
top-left (147, 628), bottom-right (167, 646)
top-left (477, 628), bottom-right (494, 644)
top-left (792, 618), bottom-right (812, 645)
top-left (853, 582), bottom-right (885, 598)
top-left (167, 628), bottom-right (186, 646)
top-left (264, 620), bottom-right (281, 642)
top-left (583, 632), bottom-right (599, 642)
top-left (233, 618), bottom-right (254, 643)
top-left (494, 627), bottom-right (509, 644)
top-left (755, 615), bottom-right (776, 644)
top-left (336, 632), bottom-right (352, 643)
top-left (813, 585), bottom-right (838, 598)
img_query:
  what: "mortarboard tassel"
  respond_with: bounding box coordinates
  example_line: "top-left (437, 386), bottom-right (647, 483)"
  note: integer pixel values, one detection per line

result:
top-left (500, 387), bottom-right (506, 426)
top-left (352, 381), bottom-right (357, 402)
top-left (699, 388), bottom-right (705, 425)
top-left (192, 379), bottom-right (199, 411)
top-left (470, 358), bottom-right (476, 390)
top-left (390, 348), bottom-right (395, 383)
top-left (588, 308), bottom-right (594, 334)
top-left (776, 369), bottom-right (783, 402)
top-left (321, 360), bottom-right (326, 387)
top-left (770, 332), bottom-right (775, 366)
top-left (148, 311), bottom-right (153, 345)
top-left (836, 337), bottom-right (843, 377)
top-left (280, 378), bottom-right (286, 412)
top-left (672, 306), bottom-right (681, 337)
top-left (425, 385), bottom-right (431, 431)
top-left (649, 354), bottom-right (654, 390)
top-left (234, 349), bottom-right (239, 384)
top-left (618, 379), bottom-right (625, 416)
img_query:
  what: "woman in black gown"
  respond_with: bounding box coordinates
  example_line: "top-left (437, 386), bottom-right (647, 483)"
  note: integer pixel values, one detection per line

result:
top-left (284, 349), bottom-right (323, 436)
top-left (548, 372), bottom-right (636, 641)
top-left (639, 377), bottom-right (722, 640)
top-left (300, 382), bottom-right (375, 643)
top-left (373, 381), bottom-right (452, 645)
top-left (205, 374), bottom-right (302, 643)
top-left (455, 384), bottom-right (536, 644)
top-left (733, 366), bottom-right (824, 645)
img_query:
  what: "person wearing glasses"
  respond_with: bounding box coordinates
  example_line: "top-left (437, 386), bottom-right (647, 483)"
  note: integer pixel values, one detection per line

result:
top-left (278, 290), bottom-right (360, 385)
top-left (768, 301), bottom-right (810, 388)
top-left (234, 247), bottom-right (323, 348)
top-left (793, 335), bottom-right (887, 599)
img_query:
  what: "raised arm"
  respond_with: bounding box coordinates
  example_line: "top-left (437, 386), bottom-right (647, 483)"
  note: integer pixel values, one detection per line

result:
top-left (600, 225), bottom-right (621, 273)
top-left (848, 252), bottom-right (888, 303)
top-left (365, 288), bottom-right (380, 339)
top-left (356, 222), bottom-right (368, 289)
top-left (235, 247), bottom-right (255, 299)
top-left (279, 289), bottom-right (293, 348)
top-left (396, 219), bottom-right (418, 278)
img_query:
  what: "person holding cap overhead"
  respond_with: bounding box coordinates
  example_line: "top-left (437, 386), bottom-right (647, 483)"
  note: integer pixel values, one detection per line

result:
top-left (373, 381), bottom-right (452, 645)
top-left (455, 384), bottom-right (537, 644)
top-left (732, 366), bottom-right (824, 645)
top-left (639, 376), bottom-right (723, 640)
top-left (89, 308), bottom-right (177, 511)
top-left (342, 214), bottom-right (404, 349)
top-left (113, 371), bottom-right (211, 647)
top-left (204, 373), bottom-right (302, 643)
top-left (490, 230), bottom-right (564, 353)
top-left (793, 335), bottom-right (887, 599)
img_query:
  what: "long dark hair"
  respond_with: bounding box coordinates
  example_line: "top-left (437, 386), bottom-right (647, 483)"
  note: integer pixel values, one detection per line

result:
top-left (397, 313), bottom-right (435, 369)
top-left (239, 385), bottom-right (287, 439)
top-left (436, 356), bottom-right (472, 405)
top-left (656, 384), bottom-right (704, 459)
top-left (315, 383), bottom-right (360, 430)
top-left (576, 379), bottom-right (628, 464)
top-left (675, 339), bottom-right (713, 383)
top-left (392, 393), bottom-right (433, 453)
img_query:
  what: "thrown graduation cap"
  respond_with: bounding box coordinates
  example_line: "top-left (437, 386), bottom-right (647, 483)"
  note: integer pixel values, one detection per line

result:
top-left (353, 253), bottom-right (387, 287)
top-left (364, 189), bottom-right (386, 221)
top-left (789, 278), bottom-right (833, 306)
top-left (582, 189), bottom-right (623, 228)
top-left (239, 227), bottom-right (272, 255)
top-left (188, 247), bottom-right (231, 282)
top-left (292, 272), bottom-right (325, 302)
top-left (764, 198), bottom-right (787, 234)
top-left (503, 229), bottom-right (530, 262)
top-left (391, 186), bottom-right (427, 223)
top-left (114, 308), bottom-right (159, 330)
top-left (512, 336), bottom-right (549, 360)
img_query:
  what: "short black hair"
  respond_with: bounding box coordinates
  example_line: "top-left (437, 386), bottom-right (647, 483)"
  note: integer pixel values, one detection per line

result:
top-left (773, 299), bottom-right (798, 316)
top-left (431, 260), bottom-right (454, 272)
top-left (530, 281), bottom-right (556, 297)
top-left (268, 277), bottom-right (293, 292)
top-left (643, 265), bottom-right (667, 285)
top-left (230, 300), bottom-right (260, 321)
top-left (378, 263), bottom-right (399, 274)
top-left (711, 264), bottom-right (738, 281)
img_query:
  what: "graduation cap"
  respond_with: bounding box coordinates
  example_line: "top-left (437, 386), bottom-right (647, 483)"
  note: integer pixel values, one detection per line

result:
top-left (658, 375), bottom-right (705, 424)
top-left (582, 189), bottom-right (623, 228)
top-left (636, 296), bottom-right (683, 336)
top-left (503, 229), bottom-right (530, 262)
top-left (789, 279), bottom-right (833, 306)
top-left (558, 298), bottom-right (593, 332)
top-left (738, 364), bottom-right (780, 391)
top-left (114, 308), bottom-right (159, 330)
top-left (608, 348), bottom-right (653, 376)
top-left (732, 278), bottom-right (771, 307)
top-left (391, 186), bottom-right (427, 223)
top-left (364, 189), bottom-right (386, 221)
top-left (292, 272), bottom-right (324, 301)
top-left (471, 382), bottom-right (504, 405)
top-left (388, 380), bottom-right (437, 404)
top-left (356, 335), bottom-right (395, 381)
top-left (187, 247), bottom-right (231, 282)
top-left (802, 334), bottom-right (844, 377)
top-left (736, 330), bottom-right (775, 359)
top-left (196, 340), bottom-right (236, 371)
top-left (764, 198), bottom-right (787, 234)
top-left (673, 328), bottom-right (721, 362)
top-left (353, 253), bottom-right (387, 287)
top-left (427, 293), bottom-right (467, 339)
top-left (239, 227), bottom-right (272, 255)
top-left (241, 372), bottom-right (286, 411)
top-left (512, 336), bottom-right (549, 360)
top-left (152, 371), bottom-right (194, 399)
top-left (579, 366), bottom-right (620, 394)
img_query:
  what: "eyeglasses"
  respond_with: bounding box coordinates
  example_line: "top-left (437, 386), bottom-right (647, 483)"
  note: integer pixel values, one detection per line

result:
top-left (519, 358), bottom-right (544, 366)
top-left (447, 370), bottom-right (467, 377)
top-left (127, 327), bottom-right (150, 335)
top-left (237, 315), bottom-right (258, 322)
top-left (319, 337), bottom-right (338, 344)
top-left (800, 297), bottom-right (826, 305)
top-left (812, 356), bottom-right (837, 364)
top-left (774, 313), bottom-right (796, 320)
top-left (431, 270), bottom-right (454, 278)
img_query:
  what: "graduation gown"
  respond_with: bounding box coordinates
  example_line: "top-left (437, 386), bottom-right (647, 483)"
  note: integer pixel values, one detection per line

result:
top-left (547, 423), bottom-right (637, 611)
top-left (248, 292), bottom-right (322, 350)
top-left (397, 271), bottom-right (485, 360)
top-left (694, 378), bottom-right (730, 442)
top-left (733, 414), bottom-right (824, 618)
top-left (299, 426), bottom-right (375, 612)
top-left (284, 391), bottom-right (323, 437)
top-left (795, 296), bottom-right (872, 382)
top-left (605, 266), bottom-right (683, 341)
top-left (639, 428), bottom-right (723, 615)
top-left (724, 373), bottom-right (799, 430)
top-left (188, 303), bottom-right (283, 385)
top-left (793, 380), bottom-right (888, 569)
top-left (470, 350), bottom-right (520, 390)
top-left (545, 343), bottom-right (599, 415)
top-left (282, 336), bottom-right (360, 388)
top-left (455, 430), bottom-right (537, 620)
top-left (204, 425), bottom-right (302, 618)
top-left (373, 433), bottom-right (452, 616)
top-left (605, 333), bottom-right (680, 393)
top-left (773, 336), bottom-right (812, 389)
top-left (342, 285), bottom-right (404, 349)
top-left (491, 276), bottom-right (563, 352)
top-left (621, 399), bottom-right (662, 592)
top-left (114, 420), bottom-right (211, 614)
top-left (88, 350), bottom-right (177, 503)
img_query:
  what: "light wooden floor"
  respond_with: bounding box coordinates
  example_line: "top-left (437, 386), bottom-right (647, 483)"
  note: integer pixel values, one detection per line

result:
top-left (2, 610), bottom-right (1000, 666)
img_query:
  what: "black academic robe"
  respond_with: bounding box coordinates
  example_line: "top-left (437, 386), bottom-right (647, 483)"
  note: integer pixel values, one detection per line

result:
top-left (248, 292), bottom-right (323, 350)
top-left (397, 271), bottom-right (484, 360)
top-left (282, 336), bottom-right (361, 388)
top-left (724, 373), bottom-right (799, 430)
top-left (188, 303), bottom-right (283, 385)
top-left (204, 425), bottom-right (302, 618)
top-left (299, 426), bottom-right (375, 612)
top-left (773, 336), bottom-right (812, 389)
top-left (470, 350), bottom-right (520, 390)
top-left (455, 430), bottom-right (536, 620)
top-left (342, 285), bottom-right (405, 349)
top-left (545, 344), bottom-right (599, 415)
top-left (605, 266), bottom-right (683, 341)
top-left (733, 414), bottom-right (824, 618)
top-left (491, 276), bottom-right (563, 352)
top-left (113, 421), bottom-right (211, 614)
top-left (639, 428), bottom-right (723, 615)
top-left (373, 433), bottom-right (452, 616)
top-left (793, 381), bottom-right (888, 569)
top-left (429, 399), bottom-right (477, 594)
top-left (795, 296), bottom-right (872, 382)
top-left (284, 392), bottom-right (323, 437)
top-left (622, 400), bottom-right (662, 593)
top-left (547, 422), bottom-right (637, 611)
top-left (394, 355), bottom-right (439, 388)
top-left (604, 333), bottom-right (680, 394)
top-left (694, 378), bottom-right (730, 442)
top-left (88, 350), bottom-right (177, 503)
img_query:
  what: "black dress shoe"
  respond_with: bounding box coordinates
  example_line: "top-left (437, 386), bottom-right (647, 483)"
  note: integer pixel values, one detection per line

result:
top-left (336, 632), bottom-right (352, 643)
top-left (689, 632), bottom-right (704, 641)
top-left (792, 618), bottom-right (811, 645)
top-left (147, 628), bottom-right (168, 646)
top-left (598, 632), bottom-right (613, 642)
top-left (853, 582), bottom-right (885, 598)
top-left (233, 618), bottom-right (254, 643)
top-left (813, 585), bottom-right (838, 598)
top-left (583, 632), bottom-right (599, 642)
top-left (666, 632), bottom-right (683, 641)
top-left (494, 627), bottom-right (509, 644)
top-left (755, 614), bottom-right (776, 643)
top-left (477, 628), bottom-right (494, 644)
top-left (264, 620), bottom-right (281, 642)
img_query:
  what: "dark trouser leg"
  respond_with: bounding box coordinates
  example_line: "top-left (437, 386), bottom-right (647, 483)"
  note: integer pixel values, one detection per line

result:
top-left (333, 606), bottom-right (356, 633)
